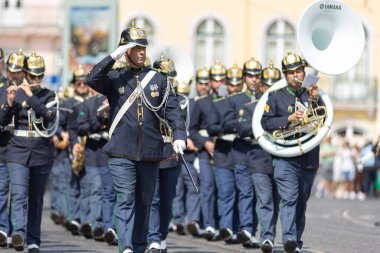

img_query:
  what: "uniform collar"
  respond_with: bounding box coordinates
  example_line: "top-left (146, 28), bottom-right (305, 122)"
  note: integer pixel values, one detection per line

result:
top-left (286, 86), bottom-right (306, 96)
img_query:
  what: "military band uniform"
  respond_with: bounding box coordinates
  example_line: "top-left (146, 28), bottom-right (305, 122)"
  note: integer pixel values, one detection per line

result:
top-left (207, 94), bottom-right (237, 241)
top-left (0, 75), bottom-right (12, 247)
top-left (86, 54), bottom-right (186, 253)
top-left (224, 90), bottom-right (259, 247)
top-left (74, 95), bottom-right (113, 240)
top-left (238, 101), bottom-right (279, 251)
top-left (189, 94), bottom-right (217, 238)
top-left (261, 53), bottom-right (320, 252)
top-left (0, 52), bottom-right (56, 252)
top-left (172, 97), bottom-right (201, 236)
top-left (58, 95), bottom-right (86, 233)
top-left (147, 56), bottom-right (186, 252)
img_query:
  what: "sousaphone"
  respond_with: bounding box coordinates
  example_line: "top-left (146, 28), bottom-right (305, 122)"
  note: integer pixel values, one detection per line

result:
top-left (253, 0), bottom-right (365, 157)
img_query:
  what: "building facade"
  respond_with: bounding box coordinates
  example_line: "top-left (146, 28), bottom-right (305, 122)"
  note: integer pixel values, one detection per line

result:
top-left (119, 0), bottom-right (380, 144)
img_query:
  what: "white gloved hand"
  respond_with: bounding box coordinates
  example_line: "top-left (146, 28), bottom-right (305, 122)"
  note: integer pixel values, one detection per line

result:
top-left (173, 140), bottom-right (186, 155)
top-left (110, 43), bottom-right (137, 60)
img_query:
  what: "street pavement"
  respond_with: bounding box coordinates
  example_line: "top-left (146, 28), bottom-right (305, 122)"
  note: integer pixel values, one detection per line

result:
top-left (0, 196), bottom-right (379, 253)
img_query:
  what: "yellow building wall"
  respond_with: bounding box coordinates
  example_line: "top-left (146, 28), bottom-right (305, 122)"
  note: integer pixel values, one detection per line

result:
top-left (119, 0), bottom-right (380, 143)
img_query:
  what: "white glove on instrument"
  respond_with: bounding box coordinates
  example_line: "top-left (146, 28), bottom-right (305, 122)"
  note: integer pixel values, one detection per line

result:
top-left (173, 140), bottom-right (186, 155)
top-left (110, 43), bottom-right (137, 60)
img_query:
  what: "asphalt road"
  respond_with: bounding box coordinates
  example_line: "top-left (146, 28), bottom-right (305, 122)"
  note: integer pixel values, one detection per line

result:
top-left (1, 197), bottom-right (379, 253)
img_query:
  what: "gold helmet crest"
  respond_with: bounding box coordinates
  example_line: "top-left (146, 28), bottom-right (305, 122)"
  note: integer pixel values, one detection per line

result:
top-left (227, 64), bottom-right (243, 86)
top-left (196, 67), bottom-right (209, 84)
top-left (119, 20), bottom-right (148, 47)
top-left (243, 57), bottom-right (262, 76)
top-left (153, 54), bottom-right (177, 78)
top-left (23, 51), bottom-right (45, 76)
top-left (209, 60), bottom-right (226, 81)
top-left (261, 62), bottom-right (281, 86)
top-left (72, 64), bottom-right (87, 82)
top-left (281, 52), bottom-right (307, 73)
top-left (6, 49), bottom-right (25, 72)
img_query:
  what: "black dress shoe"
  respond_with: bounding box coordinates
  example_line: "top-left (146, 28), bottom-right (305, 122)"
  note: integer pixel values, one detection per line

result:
top-left (93, 226), bottom-right (104, 240)
top-left (175, 223), bottom-right (185, 235)
top-left (80, 223), bottom-right (92, 238)
top-left (219, 227), bottom-right (232, 241)
top-left (50, 211), bottom-right (60, 224)
top-left (145, 249), bottom-right (160, 253)
top-left (0, 231), bottom-right (7, 247)
top-left (104, 229), bottom-right (117, 245)
top-left (284, 240), bottom-right (297, 253)
top-left (11, 234), bottom-right (24, 252)
top-left (28, 247), bottom-right (40, 253)
top-left (261, 240), bottom-right (274, 253)
top-left (69, 220), bottom-right (80, 235)
top-left (186, 222), bottom-right (200, 237)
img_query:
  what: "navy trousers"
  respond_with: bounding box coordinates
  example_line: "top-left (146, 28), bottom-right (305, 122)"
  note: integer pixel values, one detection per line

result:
top-left (0, 162), bottom-right (11, 236)
top-left (8, 162), bottom-right (52, 246)
top-left (108, 157), bottom-right (159, 253)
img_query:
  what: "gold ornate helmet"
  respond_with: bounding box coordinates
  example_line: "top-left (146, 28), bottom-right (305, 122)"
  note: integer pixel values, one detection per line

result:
top-left (196, 67), bottom-right (209, 84)
top-left (209, 60), bottom-right (226, 81)
top-left (112, 60), bottom-right (127, 70)
top-left (145, 56), bottom-right (151, 68)
top-left (153, 54), bottom-right (177, 78)
top-left (226, 64), bottom-right (243, 85)
top-left (6, 49), bottom-right (25, 72)
top-left (281, 52), bottom-right (306, 73)
top-left (0, 48), bottom-right (3, 61)
top-left (23, 51), bottom-right (45, 76)
top-left (243, 57), bottom-right (262, 76)
top-left (176, 81), bottom-right (191, 95)
top-left (261, 62), bottom-right (281, 86)
top-left (72, 64), bottom-right (87, 82)
top-left (119, 20), bottom-right (148, 47)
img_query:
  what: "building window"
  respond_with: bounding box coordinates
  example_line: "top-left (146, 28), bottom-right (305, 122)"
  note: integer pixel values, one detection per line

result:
top-left (332, 28), bottom-right (371, 102)
top-left (4, 0), bottom-right (9, 8)
top-left (126, 17), bottom-right (155, 46)
top-left (265, 19), bottom-right (296, 68)
top-left (195, 18), bottom-right (225, 69)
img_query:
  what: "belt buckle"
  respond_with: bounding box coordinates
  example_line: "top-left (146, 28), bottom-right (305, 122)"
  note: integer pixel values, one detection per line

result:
top-left (28, 131), bottom-right (34, 138)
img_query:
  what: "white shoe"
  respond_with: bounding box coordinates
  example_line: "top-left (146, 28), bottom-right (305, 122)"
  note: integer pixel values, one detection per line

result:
top-left (148, 242), bottom-right (160, 249)
top-left (122, 249), bottom-right (133, 253)
top-left (349, 191), bottom-right (356, 200)
top-left (27, 244), bottom-right (39, 250)
top-left (295, 247), bottom-right (302, 252)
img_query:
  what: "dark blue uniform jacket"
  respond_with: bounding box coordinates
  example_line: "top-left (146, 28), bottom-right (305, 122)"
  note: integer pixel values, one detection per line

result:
top-left (0, 87), bottom-right (56, 167)
top-left (75, 95), bottom-right (109, 167)
top-left (261, 87), bottom-right (320, 169)
top-left (86, 55), bottom-right (186, 162)
top-left (238, 102), bottom-right (273, 174)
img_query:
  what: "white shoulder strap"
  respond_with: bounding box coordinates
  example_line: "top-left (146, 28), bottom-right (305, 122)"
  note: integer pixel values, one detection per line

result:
top-left (108, 70), bottom-right (156, 139)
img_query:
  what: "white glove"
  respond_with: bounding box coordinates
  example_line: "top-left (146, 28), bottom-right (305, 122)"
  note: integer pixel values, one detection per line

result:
top-left (110, 43), bottom-right (136, 60)
top-left (173, 140), bottom-right (186, 155)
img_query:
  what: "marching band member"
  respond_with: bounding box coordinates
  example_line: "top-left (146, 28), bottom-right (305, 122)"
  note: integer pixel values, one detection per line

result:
top-left (0, 49), bottom-right (26, 247)
top-left (188, 64), bottom-right (225, 241)
top-left (223, 58), bottom-right (262, 248)
top-left (238, 63), bottom-right (281, 253)
top-left (0, 51), bottom-right (57, 253)
top-left (207, 64), bottom-right (244, 244)
top-left (74, 90), bottom-right (117, 244)
top-left (146, 56), bottom-right (185, 253)
top-left (172, 80), bottom-right (201, 238)
top-left (86, 21), bottom-right (186, 253)
top-left (261, 52), bottom-right (320, 253)
top-left (59, 65), bottom-right (91, 235)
